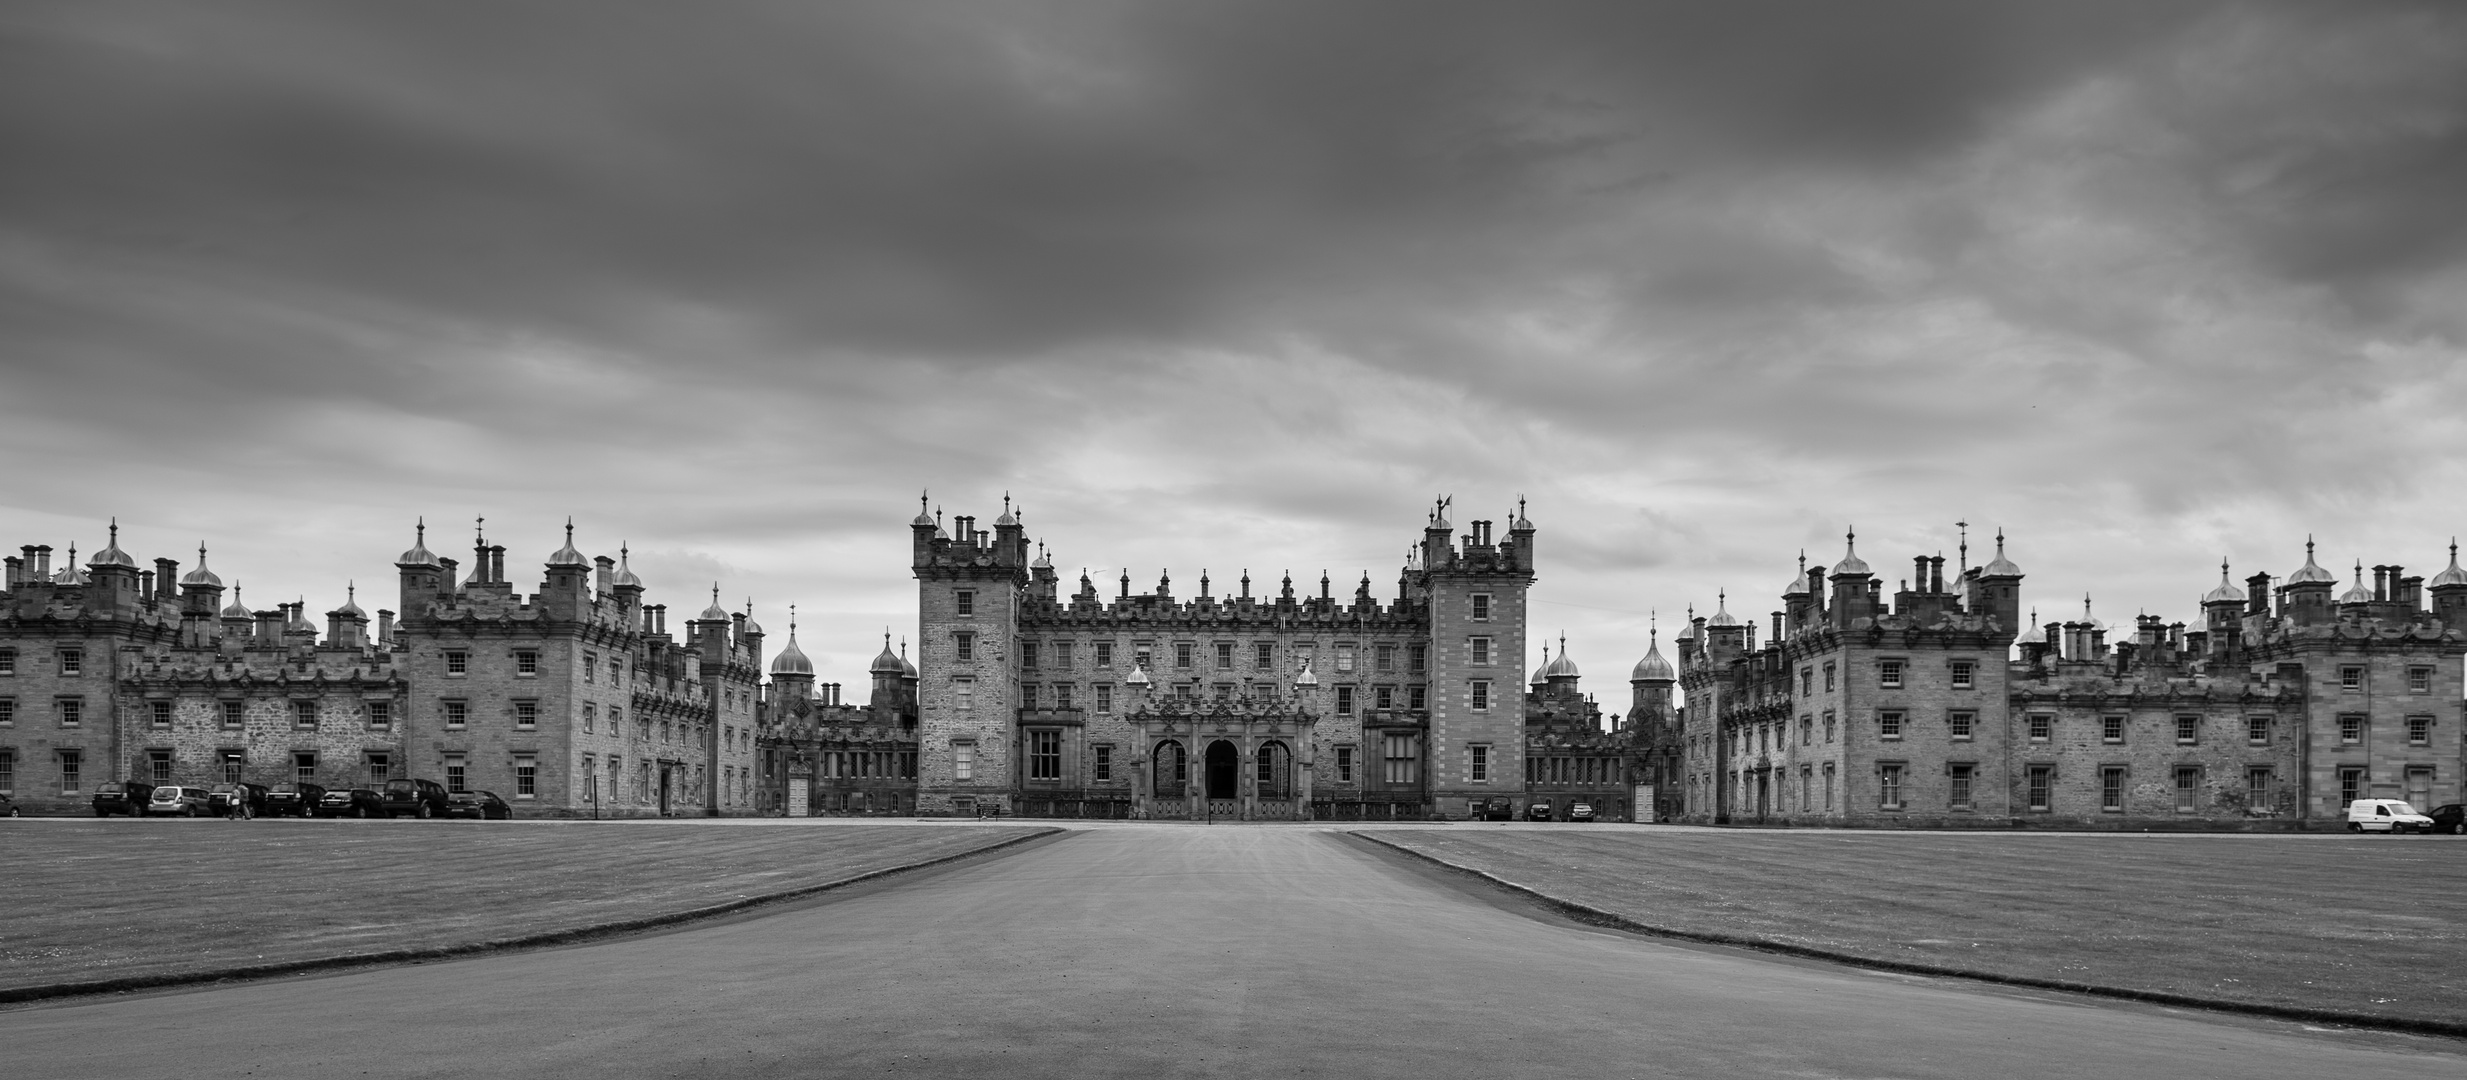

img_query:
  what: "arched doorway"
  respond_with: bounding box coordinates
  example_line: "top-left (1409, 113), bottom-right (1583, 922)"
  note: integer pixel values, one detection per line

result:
top-left (1204, 740), bottom-right (1239, 800)
top-left (1153, 741), bottom-right (1186, 794)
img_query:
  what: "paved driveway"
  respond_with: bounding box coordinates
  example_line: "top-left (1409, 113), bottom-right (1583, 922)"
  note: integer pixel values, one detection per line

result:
top-left (5, 824), bottom-right (2459, 1078)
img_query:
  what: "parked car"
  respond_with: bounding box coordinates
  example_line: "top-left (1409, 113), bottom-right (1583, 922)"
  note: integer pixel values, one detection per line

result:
top-left (261, 782), bottom-right (327, 818)
top-left (443, 790), bottom-right (513, 820)
top-left (1526, 798), bottom-right (1554, 822)
top-left (381, 778), bottom-right (450, 819)
top-left (1479, 797), bottom-right (1515, 821)
top-left (91, 781), bottom-right (155, 817)
top-left (315, 788), bottom-right (384, 818)
top-left (1567, 801), bottom-right (1597, 823)
top-left (2346, 798), bottom-right (2436, 833)
top-left (147, 785), bottom-right (215, 816)
top-left (2427, 803), bottom-right (2465, 836)
top-left (0, 792), bottom-right (16, 817)
top-left (210, 782), bottom-right (271, 818)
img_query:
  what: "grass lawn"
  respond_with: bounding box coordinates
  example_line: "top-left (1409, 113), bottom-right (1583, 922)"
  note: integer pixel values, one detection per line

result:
top-left (0, 819), bottom-right (1050, 997)
top-left (1364, 828), bottom-right (2467, 1027)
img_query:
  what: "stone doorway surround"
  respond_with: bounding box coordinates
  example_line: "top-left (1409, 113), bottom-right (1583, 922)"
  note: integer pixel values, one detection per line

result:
top-left (1124, 695), bottom-right (1316, 822)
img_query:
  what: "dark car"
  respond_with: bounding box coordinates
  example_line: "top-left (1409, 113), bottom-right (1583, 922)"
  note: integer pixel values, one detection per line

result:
top-left (2430, 803), bottom-right (2466, 836)
top-left (1567, 801), bottom-right (1598, 823)
top-left (261, 782), bottom-right (327, 818)
top-left (1480, 797), bottom-right (1515, 822)
top-left (1526, 798), bottom-right (1555, 822)
top-left (209, 782), bottom-right (271, 818)
top-left (381, 778), bottom-right (450, 819)
top-left (92, 781), bottom-right (155, 817)
top-left (315, 788), bottom-right (385, 818)
top-left (148, 785), bottom-right (216, 816)
top-left (0, 792), bottom-right (16, 817)
top-left (443, 790), bottom-right (513, 820)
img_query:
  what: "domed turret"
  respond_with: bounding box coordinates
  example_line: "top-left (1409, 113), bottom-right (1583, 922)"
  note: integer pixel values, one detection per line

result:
top-left (1529, 644), bottom-right (1552, 687)
top-left (181, 543), bottom-right (223, 588)
top-left (2339, 562), bottom-right (2375, 605)
top-left (1705, 591), bottom-right (1741, 627)
top-left (395, 519), bottom-right (441, 568)
top-left (1832, 529), bottom-right (1870, 577)
top-left (612, 544), bottom-right (643, 589)
top-left (1979, 530), bottom-right (2021, 577)
top-left (1781, 552), bottom-right (1810, 598)
top-left (546, 519), bottom-right (588, 568)
top-left (769, 611), bottom-right (813, 677)
top-left (698, 584), bottom-right (731, 623)
top-left (335, 583), bottom-right (367, 620)
top-left (1631, 630), bottom-right (1675, 683)
top-left (88, 520), bottom-right (138, 570)
top-left (2286, 537), bottom-right (2336, 585)
top-left (1541, 638), bottom-right (1580, 680)
top-left (222, 583), bottom-right (252, 621)
top-left (868, 633), bottom-right (905, 676)
top-left (2432, 540), bottom-right (2467, 589)
top-left (2201, 560), bottom-right (2246, 605)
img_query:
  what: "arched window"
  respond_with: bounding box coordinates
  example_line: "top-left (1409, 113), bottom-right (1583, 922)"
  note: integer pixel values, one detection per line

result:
top-left (1153, 740), bottom-right (1186, 792)
top-left (1256, 741), bottom-right (1292, 799)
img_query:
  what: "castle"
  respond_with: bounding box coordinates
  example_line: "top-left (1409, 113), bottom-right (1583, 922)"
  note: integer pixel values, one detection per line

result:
top-left (0, 521), bottom-right (765, 817)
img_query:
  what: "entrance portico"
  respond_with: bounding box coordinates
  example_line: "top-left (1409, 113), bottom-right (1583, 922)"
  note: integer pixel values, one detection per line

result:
top-left (1128, 696), bottom-right (1315, 821)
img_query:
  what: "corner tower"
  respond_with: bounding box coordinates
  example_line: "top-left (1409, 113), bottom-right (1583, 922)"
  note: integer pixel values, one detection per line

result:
top-left (1413, 498), bottom-right (1536, 818)
top-left (912, 495), bottom-right (1031, 814)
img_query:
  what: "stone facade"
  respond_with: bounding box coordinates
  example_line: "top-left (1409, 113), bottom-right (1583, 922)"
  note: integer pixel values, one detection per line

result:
top-left (0, 522), bottom-right (762, 817)
top-left (1665, 533), bottom-right (2467, 829)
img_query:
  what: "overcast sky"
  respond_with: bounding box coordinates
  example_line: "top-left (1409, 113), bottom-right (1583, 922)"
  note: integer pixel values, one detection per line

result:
top-left (5, 1), bottom-right (2465, 690)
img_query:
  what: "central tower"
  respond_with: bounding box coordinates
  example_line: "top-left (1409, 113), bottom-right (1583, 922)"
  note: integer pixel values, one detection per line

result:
top-left (911, 498), bottom-right (1030, 814)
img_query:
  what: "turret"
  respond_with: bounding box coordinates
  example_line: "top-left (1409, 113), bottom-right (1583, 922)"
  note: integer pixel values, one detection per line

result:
top-left (85, 520), bottom-right (142, 614)
top-left (1628, 624), bottom-right (1676, 723)
top-left (179, 542), bottom-right (225, 618)
top-left (394, 519), bottom-right (446, 616)
top-left (1828, 529), bottom-right (1873, 629)
top-left (2280, 537), bottom-right (2337, 625)
top-left (542, 519), bottom-right (592, 619)
top-left (2201, 560), bottom-right (2246, 655)
top-left (1972, 529), bottom-right (2023, 631)
top-left (2430, 540), bottom-right (2467, 628)
top-left (768, 607), bottom-right (816, 699)
top-left (325, 585), bottom-right (371, 650)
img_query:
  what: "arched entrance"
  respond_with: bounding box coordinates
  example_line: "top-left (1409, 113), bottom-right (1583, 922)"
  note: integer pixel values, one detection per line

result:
top-left (1204, 740), bottom-right (1240, 800)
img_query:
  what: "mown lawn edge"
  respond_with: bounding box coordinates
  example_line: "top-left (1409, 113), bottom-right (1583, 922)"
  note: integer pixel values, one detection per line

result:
top-left (2, 826), bottom-right (1063, 1007)
top-left (1347, 831), bottom-right (2467, 1040)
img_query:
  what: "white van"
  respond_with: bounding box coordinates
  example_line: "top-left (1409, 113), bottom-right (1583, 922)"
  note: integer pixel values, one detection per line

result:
top-left (2346, 798), bottom-right (2435, 834)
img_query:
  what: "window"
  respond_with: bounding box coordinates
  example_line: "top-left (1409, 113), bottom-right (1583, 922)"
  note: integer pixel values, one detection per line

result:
top-left (1174, 642), bottom-right (1194, 669)
top-left (220, 700), bottom-right (244, 728)
top-left (1878, 660), bottom-right (1904, 689)
top-left (953, 742), bottom-right (975, 781)
top-left (2408, 716), bottom-right (2432, 746)
top-left (1801, 668), bottom-right (1813, 696)
top-left (2175, 714), bottom-right (2199, 745)
top-left (1382, 734), bottom-right (1419, 785)
top-left (2028, 714), bottom-right (2051, 742)
top-left (513, 755), bottom-right (536, 798)
top-left (1336, 686), bottom-right (1355, 715)
top-left (2101, 767), bottom-right (2126, 812)
top-left (58, 649), bottom-right (81, 676)
top-left (2339, 666), bottom-right (2363, 691)
top-left (367, 753), bottom-right (391, 786)
top-left (1408, 686), bottom-right (1427, 711)
top-left (1471, 593), bottom-right (1492, 620)
top-left (1824, 765), bottom-right (1835, 810)
top-left (294, 752), bottom-right (316, 787)
top-left (1374, 686), bottom-right (1395, 711)
top-left (0, 648), bottom-right (12, 675)
top-left (1094, 642), bottom-right (1114, 668)
top-left (1878, 710), bottom-right (1904, 740)
top-left (516, 650), bottom-right (538, 676)
top-left (610, 660), bottom-right (623, 686)
top-left (1335, 746), bottom-right (1356, 784)
top-left (1469, 637), bottom-right (1492, 665)
top-left (1021, 641), bottom-right (1039, 670)
top-left (2247, 716), bottom-right (2271, 745)
top-left (1093, 745), bottom-right (1113, 782)
top-left (2340, 766), bottom-right (2364, 806)
top-left (2409, 666), bottom-right (2432, 693)
top-left (445, 755), bottom-right (467, 794)
top-left (1949, 711), bottom-right (1974, 741)
top-left (1471, 680), bottom-right (1492, 711)
top-left (1335, 647), bottom-right (1355, 674)
top-left (1093, 683), bottom-right (1112, 713)
top-left (1173, 682), bottom-right (1195, 701)
top-left (954, 633), bottom-right (975, 663)
top-left (639, 716), bottom-right (651, 740)
top-left (2027, 765), bottom-right (2053, 811)
top-left (150, 700), bottom-right (172, 727)
top-left (1823, 663), bottom-right (1835, 691)
top-left (219, 751), bottom-right (244, 785)
top-left (446, 650), bottom-right (468, 676)
top-left (0, 699), bottom-right (12, 726)
top-left (582, 703), bottom-right (595, 733)
top-left (1951, 660), bottom-right (1975, 689)
top-left (1470, 744), bottom-right (1490, 783)
top-left (58, 697), bottom-right (82, 727)
top-left (2246, 767), bottom-right (2271, 811)
top-left (1253, 642), bottom-right (1273, 670)
top-left (1408, 644), bottom-right (1427, 673)
top-left (1215, 642), bottom-right (1234, 670)
top-left (2339, 714), bottom-right (2363, 744)
top-left (2174, 766), bottom-right (2200, 813)
top-left (361, 699), bottom-right (390, 728)
top-left (1028, 730), bottom-right (1061, 781)
top-left (1877, 764), bottom-right (1904, 809)
top-left (1822, 710), bottom-right (1835, 743)
top-left (515, 701), bottom-right (537, 729)
top-left (1052, 683), bottom-right (1074, 710)
top-left (139, 749), bottom-right (170, 784)
top-left (1375, 644), bottom-right (1395, 673)
top-left (2102, 715), bottom-right (2125, 744)
top-left (955, 590), bottom-right (975, 617)
top-left (57, 749), bottom-right (82, 794)
top-left (0, 748), bottom-right (12, 793)
top-left (1800, 716), bottom-right (1813, 745)
top-left (1949, 764), bottom-right (1974, 809)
